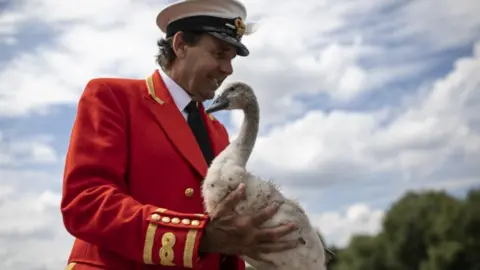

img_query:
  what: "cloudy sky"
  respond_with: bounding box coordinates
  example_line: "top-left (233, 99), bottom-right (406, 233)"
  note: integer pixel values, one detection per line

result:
top-left (1, 0), bottom-right (479, 269)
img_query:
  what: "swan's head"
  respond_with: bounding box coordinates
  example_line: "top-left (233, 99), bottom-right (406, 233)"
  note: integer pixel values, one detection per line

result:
top-left (205, 81), bottom-right (255, 114)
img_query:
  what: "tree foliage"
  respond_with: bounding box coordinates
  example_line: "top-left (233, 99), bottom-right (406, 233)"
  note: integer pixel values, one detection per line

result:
top-left (331, 189), bottom-right (480, 270)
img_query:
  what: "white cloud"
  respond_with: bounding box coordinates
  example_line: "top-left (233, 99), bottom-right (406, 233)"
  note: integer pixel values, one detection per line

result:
top-left (0, 132), bottom-right (58, 166)
top-left (223, 0), bottom-right (480, 126)
top-left (0, 132), bottom-right (69, 270)
top-left (0, 0), bottom-right (162, 117)
top-left (0, 189), bottom-right (60, 236)
top-left (314, 203), bottom-right (384, 247)
top-left (2, 0), bottom-right (478, 125)
top-left (0, 187), bottom-right (73, 270)
top-left (245, 40), bottom-right (480, 188)
top-left (0, 8), bottom-right (26, 39)
top-left (394, 0), bottom-right (480, 51)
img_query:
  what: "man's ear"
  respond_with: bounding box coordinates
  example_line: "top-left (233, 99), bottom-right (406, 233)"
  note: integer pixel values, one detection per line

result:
top-left (171, 31), bottom-right (187, 59)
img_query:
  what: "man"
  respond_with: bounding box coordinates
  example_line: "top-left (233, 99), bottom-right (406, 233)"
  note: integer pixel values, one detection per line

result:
top-left (60, 0), bottom-right (299, 269)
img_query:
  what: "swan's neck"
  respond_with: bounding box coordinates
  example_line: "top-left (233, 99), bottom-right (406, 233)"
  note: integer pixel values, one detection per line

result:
top-left (231, 100), bottom-right (259, 167)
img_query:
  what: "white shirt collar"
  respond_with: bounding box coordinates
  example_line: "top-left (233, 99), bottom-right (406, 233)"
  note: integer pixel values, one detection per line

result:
top-left (158, 68), bottom-right (192, 112)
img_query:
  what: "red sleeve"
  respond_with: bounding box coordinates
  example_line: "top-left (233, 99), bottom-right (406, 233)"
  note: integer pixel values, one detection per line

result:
top-left (61, 79), bottom-right (207, 268)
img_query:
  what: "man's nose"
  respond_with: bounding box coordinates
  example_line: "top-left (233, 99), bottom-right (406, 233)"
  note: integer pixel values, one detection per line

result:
top-left (220, 60), bottom-right (233, 76)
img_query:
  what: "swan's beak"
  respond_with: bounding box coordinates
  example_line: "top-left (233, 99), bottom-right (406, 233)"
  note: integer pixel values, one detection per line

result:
top-left (205, 97), bottom-right (229, 113)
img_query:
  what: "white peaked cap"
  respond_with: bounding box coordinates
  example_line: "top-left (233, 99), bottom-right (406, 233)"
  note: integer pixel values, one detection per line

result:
top-left (156, 0), bottom-right (258, 56)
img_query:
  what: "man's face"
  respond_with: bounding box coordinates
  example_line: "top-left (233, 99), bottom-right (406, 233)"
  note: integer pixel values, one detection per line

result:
top-left (176, 33), bottom-right (237, 102)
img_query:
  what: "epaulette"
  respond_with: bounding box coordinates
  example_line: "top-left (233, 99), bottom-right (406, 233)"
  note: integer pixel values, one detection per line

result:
top-left (207, 114), bottom-right (216, 121)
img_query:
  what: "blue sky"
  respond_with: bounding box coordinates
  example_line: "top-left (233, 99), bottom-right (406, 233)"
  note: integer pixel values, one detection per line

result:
top-left (1, 0), bottom-right (480, 269)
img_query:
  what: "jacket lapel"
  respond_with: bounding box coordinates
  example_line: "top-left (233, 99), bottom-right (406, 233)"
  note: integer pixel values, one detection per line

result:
top-left (143, 69), bottom-right (208, 178)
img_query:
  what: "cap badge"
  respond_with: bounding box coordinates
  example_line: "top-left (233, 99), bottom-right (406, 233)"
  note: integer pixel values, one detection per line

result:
top-left (234, 17), bottom-right (245, 39)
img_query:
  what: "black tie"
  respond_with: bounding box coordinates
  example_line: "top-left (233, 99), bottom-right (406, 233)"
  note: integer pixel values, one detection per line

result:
top-left (185, 101), bottom-right (214, 166)
top-left (186, 103), bottom-right (228, 268)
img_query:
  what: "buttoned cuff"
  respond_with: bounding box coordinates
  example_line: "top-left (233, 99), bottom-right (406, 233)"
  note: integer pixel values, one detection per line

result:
top-left (142, 208), bottom-right (208, 268)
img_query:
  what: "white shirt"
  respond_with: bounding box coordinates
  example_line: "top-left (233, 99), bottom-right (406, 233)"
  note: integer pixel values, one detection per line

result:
top-left (158, 68), bottom-right (192, 120)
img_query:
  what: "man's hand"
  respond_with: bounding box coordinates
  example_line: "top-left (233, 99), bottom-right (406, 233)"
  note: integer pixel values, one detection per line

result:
top-left (199, 183), bottom-right (299, 264)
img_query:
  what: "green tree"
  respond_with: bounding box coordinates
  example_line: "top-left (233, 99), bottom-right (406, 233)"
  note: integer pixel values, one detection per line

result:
top-left (447, 189), bottom-right (480, 270)
top-left (331, 234), bottom-right (387, 270)
top-left (331, 188), bottom-right (480, 270)
top-left (381, 190), bottom-right (462, 269)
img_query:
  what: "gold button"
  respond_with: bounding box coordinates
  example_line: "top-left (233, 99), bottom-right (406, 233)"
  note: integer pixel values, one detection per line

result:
top-left (185, 188), bottom-right (194, 197)
top-left (161, 216), bottom-right (171, 223)
top-left (191, 220), bottom-right (200, 226)
top-left (182, 219), bottom-right (191, 225)
top-left (172, 217), bottom-right (180, 224)
top-left (151, 214), bottom-right (161, 221)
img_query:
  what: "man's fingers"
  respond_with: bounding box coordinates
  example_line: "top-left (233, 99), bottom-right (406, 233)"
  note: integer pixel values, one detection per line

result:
top-left (223, 183), bottom-right (245, 209)
top-left (250, 201), bottom-right (282, 225)
top-left (256, 240), bottom-right (299, 254)
top-left (255, 223), bottom-right (297, 243)
top-left (215, 183), bottom-right (245, 215)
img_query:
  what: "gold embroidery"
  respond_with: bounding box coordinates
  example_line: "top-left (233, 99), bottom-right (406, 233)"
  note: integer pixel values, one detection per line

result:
top-left (183, 229), bottom-right (198, 268)
top-left (143, 223), bottom-right (158, 264)
top-left (65, 262), bottom-right (76, 270)
top-left (160, 232), bottom-right (176, 266)
top-left (234, 17), bottom-right (245, 39)
top-left (146, 75), bottom-right (164, 105)
top-left (143, 208), bottom-right (168, 264)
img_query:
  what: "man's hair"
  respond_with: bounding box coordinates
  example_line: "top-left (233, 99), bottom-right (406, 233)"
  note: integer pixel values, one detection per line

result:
top-left (155, 31), bottom-right (203, 69)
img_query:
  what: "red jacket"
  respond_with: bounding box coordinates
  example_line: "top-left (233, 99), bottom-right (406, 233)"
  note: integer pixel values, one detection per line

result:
top-left (61, 69), bottom-right (245, 270)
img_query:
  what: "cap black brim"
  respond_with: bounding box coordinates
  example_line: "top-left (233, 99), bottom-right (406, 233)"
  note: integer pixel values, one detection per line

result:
top-left (207, 32), bottom-right (249, 57)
